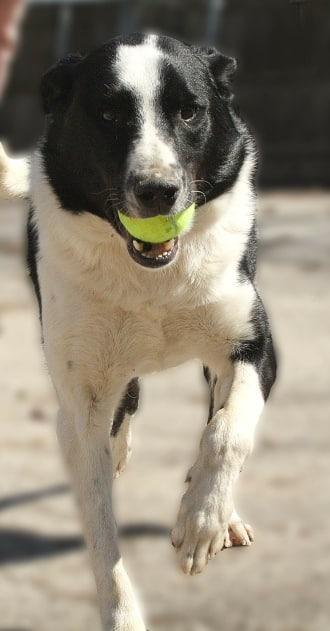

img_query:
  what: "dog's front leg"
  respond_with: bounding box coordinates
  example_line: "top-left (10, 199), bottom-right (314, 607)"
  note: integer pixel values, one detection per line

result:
top-left (172, 360), bottom-right (267, 576)
top-left (57, 400), bottom-right (146, 631)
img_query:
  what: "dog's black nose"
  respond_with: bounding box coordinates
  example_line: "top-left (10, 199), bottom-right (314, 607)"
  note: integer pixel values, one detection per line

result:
top-left (133, 178), bottom-right (179, 214)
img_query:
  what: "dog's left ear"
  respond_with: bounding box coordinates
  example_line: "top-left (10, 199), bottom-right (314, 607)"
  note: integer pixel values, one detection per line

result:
top-left (41, 53), bottom-right (83, 114)
top-left (192, 46), bottom-right (237, 100)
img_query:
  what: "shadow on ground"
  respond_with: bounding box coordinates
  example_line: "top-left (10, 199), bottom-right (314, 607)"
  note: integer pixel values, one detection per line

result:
top-left (0, 483), bottom-right (169, 565)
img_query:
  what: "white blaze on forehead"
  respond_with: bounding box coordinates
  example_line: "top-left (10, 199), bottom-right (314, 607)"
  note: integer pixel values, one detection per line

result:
top-left (115, 35), bottom-right (177, 174)
top-left (115, 35), bottom-right (162, 105)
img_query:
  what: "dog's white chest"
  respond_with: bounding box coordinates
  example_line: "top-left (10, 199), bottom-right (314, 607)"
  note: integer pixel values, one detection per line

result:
top-left (103, 302), bottom-right (202, 375)
top-left (34, 147), bottom-right (256, 390)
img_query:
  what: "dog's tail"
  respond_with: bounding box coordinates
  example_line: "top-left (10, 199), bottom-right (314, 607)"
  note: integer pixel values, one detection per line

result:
top-left (0, 142), bottom-right (30, 200)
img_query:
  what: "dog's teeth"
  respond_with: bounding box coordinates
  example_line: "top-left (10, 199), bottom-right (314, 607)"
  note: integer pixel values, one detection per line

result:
top-left (133, 240), bottom-right (144, 252)
top-left (132, 238), bottom-right (176, 262)
top-left (164, 239), bottom-right (175, 251)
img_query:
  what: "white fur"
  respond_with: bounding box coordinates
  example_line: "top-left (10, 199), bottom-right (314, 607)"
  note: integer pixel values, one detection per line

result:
top-left (115, 36), bottom-right (179, 213)
top-left (0, 142), bottom-right (29, 199)
top-left (115, 35), bottom-right (161, 110)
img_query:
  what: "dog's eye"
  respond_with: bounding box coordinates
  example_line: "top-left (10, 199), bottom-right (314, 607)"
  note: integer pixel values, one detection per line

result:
top-left (180, 106), bottom-right (199, 123)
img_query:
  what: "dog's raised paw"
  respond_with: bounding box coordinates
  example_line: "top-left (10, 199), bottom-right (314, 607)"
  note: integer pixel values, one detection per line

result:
top-left (171, 483), bottom-right (230, 575)
top-left (171, 515), bottom-right (227, 575)
top-left (171, 496), bottom-right (254, 574)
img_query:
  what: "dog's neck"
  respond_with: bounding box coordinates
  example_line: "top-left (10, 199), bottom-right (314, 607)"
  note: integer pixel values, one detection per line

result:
top-left (30, 150), bottom-right (256, 312)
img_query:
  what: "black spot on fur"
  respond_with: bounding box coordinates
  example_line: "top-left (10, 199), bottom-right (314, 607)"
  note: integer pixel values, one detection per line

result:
top-left (239, 219), bottom-right (258, 281)
top-left (111, 378), bottom-right (140, 436)
top-left (203, 365), bottom-right (218, 423)
top-left (231, 295), bottom-right (277, 400)
top-left (203, 365), bottom-right (211, 384)
top-left (207, 381), bottom-right (215, 423)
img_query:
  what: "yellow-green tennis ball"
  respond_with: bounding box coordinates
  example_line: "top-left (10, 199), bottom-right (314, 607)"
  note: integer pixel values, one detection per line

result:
top-left (118, 203), bottom-right (196, 244)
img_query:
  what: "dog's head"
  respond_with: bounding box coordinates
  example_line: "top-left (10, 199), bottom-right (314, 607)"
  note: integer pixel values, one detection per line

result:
top-left (41, 33), bottom-right (248, 268)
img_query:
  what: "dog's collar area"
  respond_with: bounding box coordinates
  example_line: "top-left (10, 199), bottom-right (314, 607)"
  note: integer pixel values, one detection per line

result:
top-left (127, 236), bottom-right (178, 268)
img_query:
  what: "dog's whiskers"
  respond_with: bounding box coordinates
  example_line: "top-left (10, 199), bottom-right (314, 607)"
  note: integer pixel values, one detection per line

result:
top-left (105, 195), bottom-right (125, 212)
top-left (189, 179), bottom-right (213, 189)
top-left (190, 189), bottom-right (207, 205)
top-left (92, 186), bottom-right (121, 197)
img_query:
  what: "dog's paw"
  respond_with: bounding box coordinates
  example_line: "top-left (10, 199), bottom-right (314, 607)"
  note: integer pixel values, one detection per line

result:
top-left (171, 514), bottom-right (225, 575)
top-left (222, 511), bottom-right (254, 550)
top-left (171, 470), bottom-right (233, 575)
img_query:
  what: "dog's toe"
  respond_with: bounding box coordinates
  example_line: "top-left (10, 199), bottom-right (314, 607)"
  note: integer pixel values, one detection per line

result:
top-left (225, 513), bottom-right (254, 548)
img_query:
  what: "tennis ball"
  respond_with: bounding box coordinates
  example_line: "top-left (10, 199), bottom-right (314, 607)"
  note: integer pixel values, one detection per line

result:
top-left (118, 203), bottom-right (196, 244)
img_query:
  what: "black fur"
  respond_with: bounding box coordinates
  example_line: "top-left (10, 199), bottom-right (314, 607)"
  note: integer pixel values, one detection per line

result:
top-left (236, 220), bottom-right (277, 401)
top-left (207, 374), bottom-right (218, 423)
top-left (111, 378), bottom-right (140, 437)
top-left (26, 207), bottom-right (41, 316)
top-left (231, 296), bottom-right (277, 401)
top-left (239, 219), bottom-right (258, 280)
top-left (204, 224), bottom-right (277, 414)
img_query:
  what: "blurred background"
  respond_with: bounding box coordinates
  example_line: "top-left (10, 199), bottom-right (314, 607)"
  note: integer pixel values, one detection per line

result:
top-left (0, 1), bottom-right (329, 630)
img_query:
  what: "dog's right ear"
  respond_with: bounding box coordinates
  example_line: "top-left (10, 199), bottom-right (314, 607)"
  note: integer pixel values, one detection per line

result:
top-left (41, 54), bottom-right (83, 115)
top-left (192, 46), bottom-right (237, 101)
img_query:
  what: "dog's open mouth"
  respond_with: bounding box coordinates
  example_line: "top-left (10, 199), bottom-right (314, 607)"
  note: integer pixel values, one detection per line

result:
top-left (127, 236), bottom-right (179, 268)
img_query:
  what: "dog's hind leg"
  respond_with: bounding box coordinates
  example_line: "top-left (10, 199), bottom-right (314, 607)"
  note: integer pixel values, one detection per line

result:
top-left (111, 378), bottom-right (140, 478)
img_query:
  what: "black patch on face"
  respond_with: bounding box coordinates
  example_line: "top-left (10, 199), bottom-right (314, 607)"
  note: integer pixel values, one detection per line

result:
top-left (111, 378), bottom-right (140, 437)
top-left (156, 36), bottom-right (249, 206)
top-left (41, 41), bottom-right (143, 233)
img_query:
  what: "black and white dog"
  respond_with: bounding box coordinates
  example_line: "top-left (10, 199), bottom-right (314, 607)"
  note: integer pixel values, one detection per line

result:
top-left (1, 33), bottom-right (276, 630)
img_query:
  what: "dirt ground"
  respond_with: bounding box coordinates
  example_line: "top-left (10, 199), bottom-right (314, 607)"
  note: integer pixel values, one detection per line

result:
top-left (0, 192), bottom-right (329, 631)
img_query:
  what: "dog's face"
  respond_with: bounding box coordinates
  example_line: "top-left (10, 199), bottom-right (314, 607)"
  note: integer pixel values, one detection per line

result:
top-left (41, 33), bottom-right (246, 268)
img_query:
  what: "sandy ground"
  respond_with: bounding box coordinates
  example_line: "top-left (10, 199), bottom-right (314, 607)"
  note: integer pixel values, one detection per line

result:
top-left (0, 192), bottom-right (329, 631)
